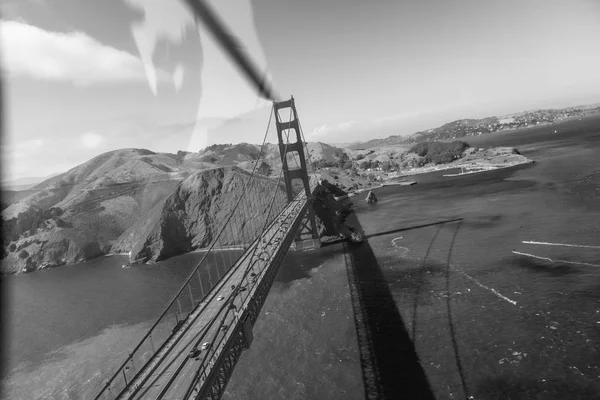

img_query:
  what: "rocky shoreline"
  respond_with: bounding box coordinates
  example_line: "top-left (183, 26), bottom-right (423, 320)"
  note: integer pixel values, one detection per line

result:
top-left (333, 147), bottom-right (533, 200)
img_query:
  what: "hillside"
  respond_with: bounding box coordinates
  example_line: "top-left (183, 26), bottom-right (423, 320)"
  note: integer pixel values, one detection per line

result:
top-left (1, 148), bottom-right (201, 273)
top-left (1, 143), bottom-right (347, 274)
top-left (112, 168), bottom-right (286, 264)
top-left (347, 104), bottom-right (600, 149)
top-left (198, 141), bottom-right (347, 174)
top-left (1, 190), bottom-right (37, 211)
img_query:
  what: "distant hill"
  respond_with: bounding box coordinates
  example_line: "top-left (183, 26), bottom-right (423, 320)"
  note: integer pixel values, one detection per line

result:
top-left (348, 104), bottom-right (600, 149)
top-left (2, 173), bottom-right (61, 191)
top-left (1, 142), bottom-right (347, 273)
top-left (346, 134), bottom-right (411, 150)
top-left (305, 142), bottom-right (347, 164)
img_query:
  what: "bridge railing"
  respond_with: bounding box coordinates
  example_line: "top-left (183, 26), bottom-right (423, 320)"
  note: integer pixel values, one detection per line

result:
top-left (93, 173), bottom-right (288, 400)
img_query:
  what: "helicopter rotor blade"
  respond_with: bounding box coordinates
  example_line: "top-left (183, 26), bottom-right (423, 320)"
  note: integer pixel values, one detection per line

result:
top-left (182, 0), bottom-right (279, 101)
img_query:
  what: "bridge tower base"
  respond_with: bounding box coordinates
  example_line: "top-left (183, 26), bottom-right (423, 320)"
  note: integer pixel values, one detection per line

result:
top-left (273, 96), bottom-right (321, 252)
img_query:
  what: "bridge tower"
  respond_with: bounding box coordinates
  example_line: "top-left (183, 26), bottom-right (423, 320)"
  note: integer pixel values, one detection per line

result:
top-left (273, 96), bottom-right (321, 251)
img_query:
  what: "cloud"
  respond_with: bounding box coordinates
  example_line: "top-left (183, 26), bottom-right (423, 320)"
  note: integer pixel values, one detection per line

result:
top-left (311, 124), bottom-right (329, 137)
top-left (80, 132), bottom-right (104, 149)
top-left (0, 20), bottom-right (169, 86)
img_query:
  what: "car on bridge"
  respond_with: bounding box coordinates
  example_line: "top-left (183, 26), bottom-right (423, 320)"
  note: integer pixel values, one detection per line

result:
top-left (189, 348), bottom-right (202, 359)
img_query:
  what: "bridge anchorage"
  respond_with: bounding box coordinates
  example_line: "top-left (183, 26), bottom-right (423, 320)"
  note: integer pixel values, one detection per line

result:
top-left (93, 97), bottom-right (323, 400)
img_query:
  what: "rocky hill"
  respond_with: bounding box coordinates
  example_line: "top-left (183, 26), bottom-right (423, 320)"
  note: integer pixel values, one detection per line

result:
top-left (112, 168), bottom-right (286, 264)
top-left (348, 104), bottom-right (600, 149)
top-left (1, 143), bottom-right (346, 274)
top-left (1, 149), bottom-right (195, 273)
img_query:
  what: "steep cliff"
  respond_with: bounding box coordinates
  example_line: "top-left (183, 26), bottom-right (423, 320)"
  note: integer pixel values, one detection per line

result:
top-left (113, 167), bottom-right (286, 263)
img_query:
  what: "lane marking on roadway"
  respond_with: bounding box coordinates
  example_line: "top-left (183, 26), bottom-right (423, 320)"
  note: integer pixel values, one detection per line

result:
top-left (513, 250), bottom-right (600, 268)
top-left (522, 241), bottom-right (600, 249)
top-left (458, 271), bottom-right (518, 306)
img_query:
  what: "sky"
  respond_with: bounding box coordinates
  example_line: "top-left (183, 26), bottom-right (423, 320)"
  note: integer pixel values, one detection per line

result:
top-left (2, 0), bottom-right (600, 181)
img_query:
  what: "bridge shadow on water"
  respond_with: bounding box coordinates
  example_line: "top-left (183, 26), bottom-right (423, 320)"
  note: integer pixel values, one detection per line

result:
top-left (342, 213), bottom-right (437, 400)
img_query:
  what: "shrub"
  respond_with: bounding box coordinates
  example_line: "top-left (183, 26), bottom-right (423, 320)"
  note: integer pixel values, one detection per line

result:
top-left (410, 142), bottom-right (430, 157)
top-left (408, 141), bottom-right (470, 164)
top-left (314, 160), bottom-right (339, 169)
top-left (257, 161), bottom-right (272, 176)
top-left (9, 243), bottom-right (16, 252)
top-left (19, 249), bottom-right (29, 259)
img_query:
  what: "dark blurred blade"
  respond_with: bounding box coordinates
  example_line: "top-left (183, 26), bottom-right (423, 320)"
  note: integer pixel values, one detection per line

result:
top-left (182, 0), bottom-right (279, 101)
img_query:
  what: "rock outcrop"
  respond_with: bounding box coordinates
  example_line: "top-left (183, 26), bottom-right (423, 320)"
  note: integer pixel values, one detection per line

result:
top-left (113, 167), bottom-right (286, 263)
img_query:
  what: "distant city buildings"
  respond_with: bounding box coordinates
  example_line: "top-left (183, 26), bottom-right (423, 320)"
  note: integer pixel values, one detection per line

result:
top-left (403, 106), bottom-right (600, 144)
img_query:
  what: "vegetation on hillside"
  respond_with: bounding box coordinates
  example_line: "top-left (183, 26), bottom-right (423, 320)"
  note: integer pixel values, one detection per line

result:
top-left (2, 206), bottom-right (66, 245)
top-left (337, 140), bottom-right (470, 173)
top-left (257, 161), bottom-right (273, 176)
top-left (408, 141), bottom-right (470, 164)
top-left (205, 143), bottom-right (233, 152)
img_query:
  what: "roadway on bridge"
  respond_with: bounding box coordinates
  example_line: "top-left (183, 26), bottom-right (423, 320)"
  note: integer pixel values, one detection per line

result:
top-left (119, 196), bottom-right (307, 400)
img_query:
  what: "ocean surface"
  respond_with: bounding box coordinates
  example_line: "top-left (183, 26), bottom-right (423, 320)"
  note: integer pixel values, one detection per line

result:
top-left (2, 116), bottom-right (599, 399)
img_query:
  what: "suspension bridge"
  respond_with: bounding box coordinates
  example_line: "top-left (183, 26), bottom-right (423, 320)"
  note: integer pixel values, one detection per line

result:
top-left (93, 96), bottom-right (328, 400)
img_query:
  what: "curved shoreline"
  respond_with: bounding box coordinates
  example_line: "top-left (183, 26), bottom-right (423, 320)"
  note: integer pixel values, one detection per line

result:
top-left (335, 158), bottom-right (534, 201)
top-left (396, 159), bottom-right (535, 178)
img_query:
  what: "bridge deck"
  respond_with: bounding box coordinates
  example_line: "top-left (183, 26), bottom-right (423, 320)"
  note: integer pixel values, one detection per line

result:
top-left (118, 192), bottom-right (310, 400)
